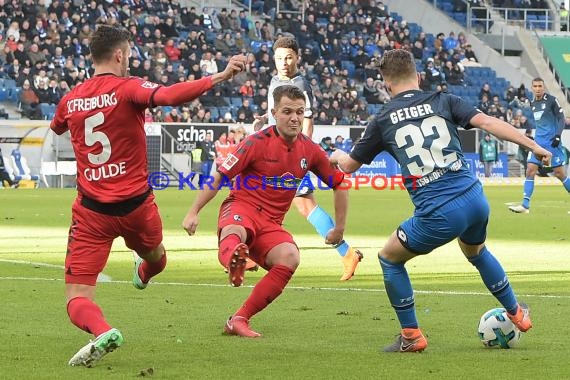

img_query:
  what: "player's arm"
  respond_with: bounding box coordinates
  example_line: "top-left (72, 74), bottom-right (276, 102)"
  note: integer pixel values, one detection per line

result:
top-left (301, 86), bottom-right (314, 138)
top-left (302, 113), bottom-right (314, 139)
top-left (326, 185), bottom-right (348, 245)
top-left (153, 55), bottom-right (246, 106)
top-left (309, 145), bottom-right (347, 245)
top-left (329, 149), bottom-right (362, 173)
top-left (50, 94), bottom-right (69, 135)
top-left (182, 171), bottom-right (223, 236)
top-left (551, 97), bottom-right (565, 147)
top-left (470, 113), bottom-right (552, 165)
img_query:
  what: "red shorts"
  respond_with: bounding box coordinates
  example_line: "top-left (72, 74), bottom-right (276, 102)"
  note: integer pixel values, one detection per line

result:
top-left (65, 193), bottom-right (163, 286)
top-left (218, 199), bottom-right (295, 269)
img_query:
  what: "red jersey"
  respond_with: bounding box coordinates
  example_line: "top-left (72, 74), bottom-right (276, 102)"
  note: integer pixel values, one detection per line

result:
top-left (51, 74), bottom-right (162, 202)
top-left (217, 126), bottom-right (343, 223)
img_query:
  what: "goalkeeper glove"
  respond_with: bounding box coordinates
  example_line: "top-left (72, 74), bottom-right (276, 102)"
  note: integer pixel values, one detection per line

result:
top-left (551, 135), bottom-right (561, 148)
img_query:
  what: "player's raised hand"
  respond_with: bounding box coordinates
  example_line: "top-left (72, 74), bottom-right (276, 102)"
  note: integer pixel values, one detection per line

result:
top-left (182, 212), bottom-right (200, 236)
top-left (252, 113), bottom-right (268, 131)
top-left (223, 54), bottom-right (248, 80)
top-left (532, 144), bottom-right (552, 166)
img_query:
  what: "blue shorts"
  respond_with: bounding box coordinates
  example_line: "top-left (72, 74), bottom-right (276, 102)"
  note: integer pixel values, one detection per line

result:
top-left (528, 143), bottom-right (567, 168)
top-left (398, 182), bottom-right (489, 254)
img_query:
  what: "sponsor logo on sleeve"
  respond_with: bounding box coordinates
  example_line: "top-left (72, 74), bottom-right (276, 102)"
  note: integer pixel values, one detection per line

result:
top-left (141, 81), bottom-right (159, 89)
top-left (222, 153), bottom-right (239, 170)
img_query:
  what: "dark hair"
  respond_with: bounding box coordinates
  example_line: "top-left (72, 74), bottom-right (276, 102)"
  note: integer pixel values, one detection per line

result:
top-left (273, 85), bottom-right (305, 106)
top-left (89, 25), bottom-right (131, 63)
top-left (532, 77), bottom-right (544, 83)
top-left (273, 36), bottom-right (299, 54)
top-left (379, 49), bottom-right (416, 84)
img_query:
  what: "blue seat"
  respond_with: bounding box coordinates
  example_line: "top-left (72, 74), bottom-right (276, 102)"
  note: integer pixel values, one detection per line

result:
top-left (230, 97), bottom-right (243, 107)
top-left (3, 79), bottom-right (16, 90)
top-left (209, 107), bottom-right (220, 121)
top-left (218, 106), bottom-right (231, 119)
top-left (39, 103), bottom-right (52, 119)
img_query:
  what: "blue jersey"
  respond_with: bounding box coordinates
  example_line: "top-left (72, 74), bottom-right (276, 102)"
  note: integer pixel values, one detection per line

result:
top-left (351, 90), bottom-right (480, 215)
top-left (267, 74), bottom-right (314, 125)
top-left (531, 93), bottom-right (565, 145)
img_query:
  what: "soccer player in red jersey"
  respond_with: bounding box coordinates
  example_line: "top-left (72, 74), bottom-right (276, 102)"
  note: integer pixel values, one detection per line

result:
top-left (182, 85), bottom-right (348, 337)
top-left (50, 25), bottom-right (247, 367)
top-left (253, 36), bottom-right (363, 281)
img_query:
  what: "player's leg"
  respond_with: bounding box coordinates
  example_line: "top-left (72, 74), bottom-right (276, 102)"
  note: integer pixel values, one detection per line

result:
top-left (552, 164), bottom-right (570, 193)
top-left (217, 199), bottom-right (256, 286)
top-left (125, 195), bottom-right (167, 290)
top-left (66, 202), bottom-right (123, 367)
top-left (459, 191), bottom-right (532, 332)
top-left (509, 162), bottom-right (538, 213)
top-left (379, 230), bottom-right (427, 353)
top-left (381, 186), bottom-right (490, 352)
top-left (224, 227), bottom-right (298, 337)
top-left (296, 192), bottom-right (363, 281)
top-left (219, 225), bottom-right (250, 287)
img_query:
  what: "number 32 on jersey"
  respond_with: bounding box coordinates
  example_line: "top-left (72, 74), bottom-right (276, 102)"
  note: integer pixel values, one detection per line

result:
top-left (395, 115), bottom-right (458, 177)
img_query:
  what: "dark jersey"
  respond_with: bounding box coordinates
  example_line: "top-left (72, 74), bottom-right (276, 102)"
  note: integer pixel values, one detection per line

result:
top-left (351, 90), bottom-right (480, 215)
top-left (267, 74), bottom-right (314, 125)
top-left (531, 93), bottom-right (565, 145)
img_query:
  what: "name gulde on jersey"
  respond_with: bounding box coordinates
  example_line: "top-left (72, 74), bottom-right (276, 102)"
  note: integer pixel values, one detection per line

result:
top-left (51, 76), bottom-right (160, 202)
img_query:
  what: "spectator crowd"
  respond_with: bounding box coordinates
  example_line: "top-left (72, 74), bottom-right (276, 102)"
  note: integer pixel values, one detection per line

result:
top-left (0, 0), bottom-right (566, 134)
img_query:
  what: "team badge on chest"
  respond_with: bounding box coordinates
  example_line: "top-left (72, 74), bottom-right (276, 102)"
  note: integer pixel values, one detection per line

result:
top-left (300, 158), bottom-right (308, 170)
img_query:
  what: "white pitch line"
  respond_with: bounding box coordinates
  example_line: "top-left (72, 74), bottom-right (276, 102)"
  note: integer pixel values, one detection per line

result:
top-left (0, 259), bottom-right (113, 282)
top-left (1, 276), bottom-right (569, 299)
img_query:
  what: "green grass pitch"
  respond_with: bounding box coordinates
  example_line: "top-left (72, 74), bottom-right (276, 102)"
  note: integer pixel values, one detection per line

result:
top-left (0, 186), bottom-right (568, 379)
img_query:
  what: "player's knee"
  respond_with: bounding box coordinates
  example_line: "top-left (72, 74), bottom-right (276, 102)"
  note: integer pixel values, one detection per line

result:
top-left (268, 248), bottom-right (300, 270)
top-left (525, 166), bottom-right (537, 178)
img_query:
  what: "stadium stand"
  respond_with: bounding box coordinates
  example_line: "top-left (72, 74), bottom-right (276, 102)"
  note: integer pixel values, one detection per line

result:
top-left (0, 0), bottom-right (566, 132)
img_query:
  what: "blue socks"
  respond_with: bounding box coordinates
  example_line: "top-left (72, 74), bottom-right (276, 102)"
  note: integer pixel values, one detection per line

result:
top-left (469, 247), bottom-right (518, 315)
top-left (379, 257), bottom-right (418, 328)
top-left (307, 206), bottom-right (349, 257)
top-left (522, 179), bottom-right (534, 209)
top-left (522, 177), bottom-right (570, 209)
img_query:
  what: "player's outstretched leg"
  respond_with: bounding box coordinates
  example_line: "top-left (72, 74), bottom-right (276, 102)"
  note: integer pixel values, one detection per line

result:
top-left (379, 256), bottom-right (427, 352)
top-left (468, 246), bottom-right (533, 332)
top-left (224, 264), bottom-right (295, 337)
top-left (218, 233), bottom-right (251, 287)
top-left (228, 243), bottom-right (249, 287)
top-left (306, 204), bottom-right (363, 280)
top-left (68, 328), bottom-right (124, 367)
top-left (67, 296), bottom-right (122, 366)
top-left (132, 248), bottom-right (167, 290)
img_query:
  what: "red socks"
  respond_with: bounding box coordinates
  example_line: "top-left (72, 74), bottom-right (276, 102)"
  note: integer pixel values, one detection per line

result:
top-left (218, 234), bottom-right (242, 267)
top-left (67, 297), bottom-right (112, 337)
top-left (138, 253), bottom-right (167, 284)
top-left (235, 264), bottom-right (294, 320)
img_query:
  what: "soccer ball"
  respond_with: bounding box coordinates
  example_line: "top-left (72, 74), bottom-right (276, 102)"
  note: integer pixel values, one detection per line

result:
top-left (477, 308), bottom-right (521, 348)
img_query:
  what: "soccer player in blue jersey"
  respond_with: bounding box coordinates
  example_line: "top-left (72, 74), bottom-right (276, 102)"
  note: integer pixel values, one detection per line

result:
top-left (509, 77), bottom-right (569, 213)
top-left (330, 49), bottom-right (550, 352)
top-left (253, 36), bottom-right (362, 281)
